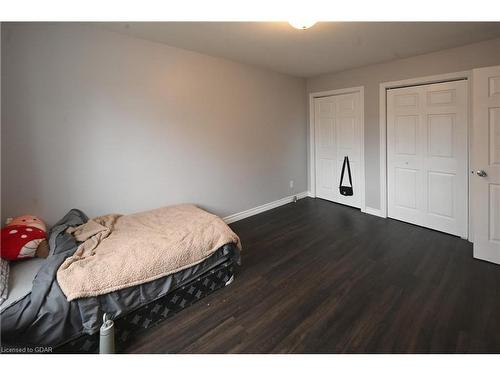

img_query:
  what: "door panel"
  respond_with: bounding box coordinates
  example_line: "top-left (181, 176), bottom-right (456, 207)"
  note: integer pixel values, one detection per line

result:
top-left (395, 92), bottom-right (418, 107)
top-left (395, 115), bottom-right (418, 155)
top-left (472, 65), bottom-right (500, 264)
top-left (319, 118), bottom-right (334, 150)
top-left (395, 168), bottom-right (418, 209)
top-left (489, 184), bottom-right (500, 244)
top-left (314, 92), bottom-right (362, 208)
top-left (427, 171), bottom-right (454, 218)
top-left (427, 114), bottom-right (454, 158)
top-left (489, 76), bottom-right (500, 96)
top-left (490, 107), bottom-right (500, 165)
top-left (387, 80), bottom-right (467, 237)
top-left (338, 117), bottom-right (355, 149)
top-left (315, 98), bottom-right (336, 202)
top-left (427, 88), bottom-right (455, 106)
top-left (319, 159), bottom-right (335, 190)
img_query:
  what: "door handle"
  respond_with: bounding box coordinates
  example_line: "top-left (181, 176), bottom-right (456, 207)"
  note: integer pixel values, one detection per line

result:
top-left (476, 170), bottom-right (487, 177)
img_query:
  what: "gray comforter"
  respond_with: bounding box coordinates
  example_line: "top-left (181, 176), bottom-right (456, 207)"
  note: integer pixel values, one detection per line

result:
top-left (0, 209), bottom-right (239, 348)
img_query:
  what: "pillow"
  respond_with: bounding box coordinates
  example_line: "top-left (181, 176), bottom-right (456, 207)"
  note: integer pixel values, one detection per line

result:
top-left (0, 258), bottom-right (9, 306)
top-left (1, 215), bottom-right (47, 261)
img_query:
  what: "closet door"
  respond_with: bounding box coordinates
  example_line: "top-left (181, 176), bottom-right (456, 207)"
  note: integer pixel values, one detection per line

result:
top-left (471, 65), bottom-right (500, 264)
top-left (314, 96), bottom-right (337, 202)
top-left (314, 92), bottom-right (362, 209)
top-left (387, 85), bottom-right (424, 226)
top-left (387, 80), bottom-right (468, 237)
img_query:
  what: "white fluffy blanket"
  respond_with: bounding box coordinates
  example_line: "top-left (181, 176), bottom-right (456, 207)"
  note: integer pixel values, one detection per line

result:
top-left (57, 204), bottom-right (241, 301)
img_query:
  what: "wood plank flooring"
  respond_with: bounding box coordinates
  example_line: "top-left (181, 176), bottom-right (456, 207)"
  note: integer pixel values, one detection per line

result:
top-left (127, 198), bottom-right (500, 353)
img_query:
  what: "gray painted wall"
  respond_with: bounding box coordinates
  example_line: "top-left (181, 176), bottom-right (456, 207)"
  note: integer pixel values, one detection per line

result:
top-left (1, 23), bottom-right (307, 225)
top-left (3, 23), bottom-right (499, 226)
top-left (307, 37), bottom-right (500, 210)
top-left (0, 23), bottom-right (2, 223)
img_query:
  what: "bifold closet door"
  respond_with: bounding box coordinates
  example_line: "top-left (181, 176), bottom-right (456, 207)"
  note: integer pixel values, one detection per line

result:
top-left (387, 80), bottom-right (468, 237)
top-left (314, 92), bottom-right (362, 208)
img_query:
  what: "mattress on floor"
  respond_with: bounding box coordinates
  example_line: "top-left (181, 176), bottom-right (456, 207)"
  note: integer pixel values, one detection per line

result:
top-left (57, 259), bottom-right (235, 353)
top-left (0, 209), bottom-right (240, 349)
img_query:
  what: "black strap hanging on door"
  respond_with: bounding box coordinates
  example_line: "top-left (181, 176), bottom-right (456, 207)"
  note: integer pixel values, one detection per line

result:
top-left (339, 156), bottom-right (354, 196)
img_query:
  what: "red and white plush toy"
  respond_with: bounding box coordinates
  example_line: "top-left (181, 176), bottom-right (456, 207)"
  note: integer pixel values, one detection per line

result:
top-left (1, 215), bottom-right (48, 261)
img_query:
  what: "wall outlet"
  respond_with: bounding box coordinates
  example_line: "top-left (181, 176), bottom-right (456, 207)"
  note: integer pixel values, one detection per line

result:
top-left (289, 180), bottom-right (294, 189)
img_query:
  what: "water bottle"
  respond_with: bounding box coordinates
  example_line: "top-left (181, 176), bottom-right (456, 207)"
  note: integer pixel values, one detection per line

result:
top-left (99, 313), bottom-right (115, 354)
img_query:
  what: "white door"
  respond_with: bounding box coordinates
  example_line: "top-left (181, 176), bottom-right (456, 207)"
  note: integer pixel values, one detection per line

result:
top-left (314, 92), bottom-right (362, 208)
top-left (387, 80), bottom-right (468, 237)
top-left (472, 65), bottom-right (500, 264)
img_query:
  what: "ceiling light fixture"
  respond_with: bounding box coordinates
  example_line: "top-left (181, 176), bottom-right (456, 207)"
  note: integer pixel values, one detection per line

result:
top-left (288, 20), bottom-right (317, 30)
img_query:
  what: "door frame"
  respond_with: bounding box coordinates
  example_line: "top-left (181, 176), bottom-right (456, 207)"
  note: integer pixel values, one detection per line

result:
top-left (309, 86), bottom-right (366, 212)
top-left (379, 70), bottom-right (472, 240)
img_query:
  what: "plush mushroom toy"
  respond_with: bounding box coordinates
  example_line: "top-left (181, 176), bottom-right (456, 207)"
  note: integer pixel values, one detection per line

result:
top-left (0, 215), bottom-right (49, 261)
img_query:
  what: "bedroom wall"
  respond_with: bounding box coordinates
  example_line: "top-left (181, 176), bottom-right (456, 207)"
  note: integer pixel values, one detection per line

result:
top-left (1, 23), bottom-right (307, 225)
top-left (0, 23), bottom-right (2, 223)
top-left (307, 37), bottom-right (500, 211)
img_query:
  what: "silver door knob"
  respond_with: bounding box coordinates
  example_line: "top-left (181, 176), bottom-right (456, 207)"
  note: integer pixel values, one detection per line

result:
top-left (476, 170), bottom-right (487, 177)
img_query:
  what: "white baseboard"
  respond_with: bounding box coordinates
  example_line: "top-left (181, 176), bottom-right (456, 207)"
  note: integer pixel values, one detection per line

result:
top-left (223, 191), bottom-right (309, 224)
top-left (363, 206), bottom-right (386, 218)
top-left (296, 191), bottom-right (310, 200)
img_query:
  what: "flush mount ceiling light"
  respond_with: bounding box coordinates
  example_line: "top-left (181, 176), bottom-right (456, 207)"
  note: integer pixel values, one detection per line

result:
top-left (288, 20), bottom-right (317, 30)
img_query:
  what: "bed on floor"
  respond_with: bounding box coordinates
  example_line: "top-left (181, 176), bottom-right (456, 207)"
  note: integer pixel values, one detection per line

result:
top-left (0, 205), bottom-right (241, 353)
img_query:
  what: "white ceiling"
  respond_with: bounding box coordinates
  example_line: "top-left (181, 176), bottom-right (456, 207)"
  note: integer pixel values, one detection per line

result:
top-left (98, 22), bottom-right (500, 78)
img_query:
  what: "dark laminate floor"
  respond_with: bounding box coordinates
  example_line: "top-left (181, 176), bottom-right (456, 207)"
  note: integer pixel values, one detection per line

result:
top-left (127, 198), bottom-right (500, 353)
